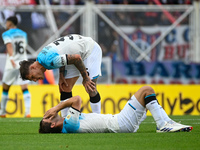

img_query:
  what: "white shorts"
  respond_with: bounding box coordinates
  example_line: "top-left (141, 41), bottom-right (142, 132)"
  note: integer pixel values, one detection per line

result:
top-left (65, 42), bottom-right (102, 80)
top-left (2, 68), bottom-right (30, 85)
top-left (116, 95), bottom-right (146, 133)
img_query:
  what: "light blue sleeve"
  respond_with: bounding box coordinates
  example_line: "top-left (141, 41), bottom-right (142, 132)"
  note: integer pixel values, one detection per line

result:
top-left (61, 107), bottom-right (80, 133)
top-left (2, 31), bottom-right (12, 44)
top-left (36, 47), bottom-right (67, 69)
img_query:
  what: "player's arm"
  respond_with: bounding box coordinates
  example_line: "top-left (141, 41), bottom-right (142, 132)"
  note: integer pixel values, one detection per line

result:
top-left (2, 33), bottom-right (16, 68)
top-left (67, 54), bottom-right (95, 93)
top-left (58, 65), bottom-right (68, 92)
top-left (43, 95), bottom-right (82, 119)
top-left (6, 43), bottom-right (16, 68)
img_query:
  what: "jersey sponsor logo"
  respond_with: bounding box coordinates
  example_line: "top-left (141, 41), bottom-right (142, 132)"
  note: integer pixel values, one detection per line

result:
top-left (44, 46), bottom-right (52, 50)
top-left (13, 35), bottom-right (23, 38)
top-left (61, 56), bottom-right (65, 66)
top-left (41, 50), bottom-right (47, 55)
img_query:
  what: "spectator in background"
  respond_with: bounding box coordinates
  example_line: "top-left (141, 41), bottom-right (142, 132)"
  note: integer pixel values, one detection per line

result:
top-left (129, 0), bottom-right (148, 4)
top-left (144, 0), bottom-right (160, 26)
top-left (107, 30), bottom-right (119, 61)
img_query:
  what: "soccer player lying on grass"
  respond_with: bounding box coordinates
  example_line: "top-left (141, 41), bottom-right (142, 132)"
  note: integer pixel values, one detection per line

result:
top-left (39, 86), bottom-right (193, 133)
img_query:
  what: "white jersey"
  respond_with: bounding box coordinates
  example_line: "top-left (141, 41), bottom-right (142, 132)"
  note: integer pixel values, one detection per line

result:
top-left (46, 34), bottom-right (95, 61)
top-left (2, 28), bottom-right (28, 70)
top-left (62, 96), bottom-right (146, 134)
top-left (78, 113), bottom-right (120, 133)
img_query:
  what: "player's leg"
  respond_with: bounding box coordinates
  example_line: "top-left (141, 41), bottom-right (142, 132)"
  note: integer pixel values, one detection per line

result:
top-left (156, 100), bottom-right (190, 128)
top-left (135, 86), bottom-right (193, 132)
top-left (59, 76), bottom-right (79, 117)
top-left (20, 84), bottom-right (31, 118)
top-left (157, 101), bottom-right (172, 123)
top-left (83, 42), bottom-right (102, 114)
top-left (88, 78), bottom-right (101, 114)
top-left (0, 69), bottom-right (17, 117)
top-left (116, 91), bottom-right (146, 133)
top-left (137, 93), bottom-right (187, 126)
top-left (0, 83), bottom-right (10, 117)
top-left (134, 86), bottom-right (166, 129)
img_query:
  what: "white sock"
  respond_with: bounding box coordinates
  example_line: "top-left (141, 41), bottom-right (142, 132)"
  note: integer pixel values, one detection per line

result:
top-left (23, 91), bottom-right (31, 115)
top-left (0, 92), bottom-right (8, 113)
top-left (159, 105), bottom-right (171, 122)
top-left (146, 100), bottom-right (166, 129)
top-left (90, 101), bottom-right (101, 114)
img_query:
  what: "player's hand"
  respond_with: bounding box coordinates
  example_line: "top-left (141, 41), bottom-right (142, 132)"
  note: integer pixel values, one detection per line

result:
top-left (59, 75), bottom-right (68, 92)
top-left (82, 77), bottom-right (96, 93)
top-left (43, 107), bottom-right (57, 119)
top-left (10, 59), bottom-right (16, 68)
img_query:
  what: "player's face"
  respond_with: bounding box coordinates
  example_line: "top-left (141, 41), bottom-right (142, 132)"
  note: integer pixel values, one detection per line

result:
top-left (27, 67), bottom-right (45, 82)
top-left (5, 21), bottom-right (12, 30)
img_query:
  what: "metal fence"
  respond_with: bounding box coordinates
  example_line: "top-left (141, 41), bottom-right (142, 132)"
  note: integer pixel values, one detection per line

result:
top-left (0, 1), bottom-right (199, 84)
top-left (0, 1), bottom-right (199, 62)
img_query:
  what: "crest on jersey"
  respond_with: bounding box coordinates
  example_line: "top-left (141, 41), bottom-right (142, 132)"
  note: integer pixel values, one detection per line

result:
top-left (66, 115), bottom-right (71, 120)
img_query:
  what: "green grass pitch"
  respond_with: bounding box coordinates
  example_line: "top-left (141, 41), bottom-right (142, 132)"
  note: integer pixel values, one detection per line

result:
top-left (0, 116), bottom-right (199, 150)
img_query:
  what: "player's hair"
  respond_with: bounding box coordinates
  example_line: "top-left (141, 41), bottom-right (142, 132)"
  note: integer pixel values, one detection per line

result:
top-left (6, 16), bottom-right (18, 26)
top-left (39, 120), bottom-right (62, 134)
top-left (19, 60), bottom-right (35, 80)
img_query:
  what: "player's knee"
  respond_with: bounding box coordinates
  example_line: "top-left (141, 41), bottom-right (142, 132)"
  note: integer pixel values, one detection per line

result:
top-left (141, 86), bottom-right (155, 96)
top-left (75, 96), bottom-right (82, 106)
top-left (2, 83), bottom-right (10, 91)
top-left (62, 85), bottom-right (73, 92)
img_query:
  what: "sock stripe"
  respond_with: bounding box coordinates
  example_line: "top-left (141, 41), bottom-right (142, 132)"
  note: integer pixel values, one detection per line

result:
top-left (23, 90), bottom-right (29, 95)
top-left (90, 92), bottom-right (100, 103)
top-left (145, 93), bottom-right (156, 99)
top-left (144, 95), bottom-right (157, 105)
top-left (60, 92), bottom-right (72, 101)
top-left (3, 91), bottom-right (8, 95)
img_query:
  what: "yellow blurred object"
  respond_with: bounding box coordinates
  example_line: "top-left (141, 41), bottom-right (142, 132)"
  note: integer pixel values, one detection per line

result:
top-left (0, 84), bottom-right (200, 118)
